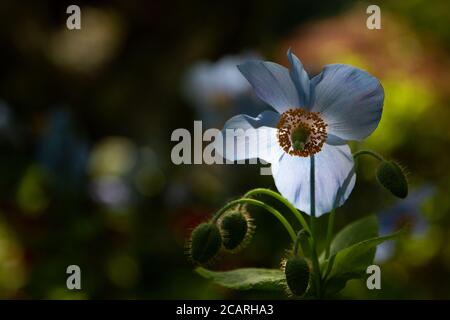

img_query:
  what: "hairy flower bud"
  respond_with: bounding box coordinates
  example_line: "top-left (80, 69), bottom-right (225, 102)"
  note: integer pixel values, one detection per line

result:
top-left (376, 160), bottom-right (408, 198)
top-left (283, 257), bottom-right (310, 296)
top-left (189, 223), bottom-right (222, 264)
top-left (219, 208), bottom-right (254, 252)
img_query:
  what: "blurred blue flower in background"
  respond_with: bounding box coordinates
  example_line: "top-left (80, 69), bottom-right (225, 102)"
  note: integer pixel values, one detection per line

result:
top-left (36, 109), bottom-right (89, 192)
top-left (376, 184), bottom-right (436, 263)
top-left (182, 53), bottom-right (266, 127)
top-left (90, 175), bottom-right (131, 209)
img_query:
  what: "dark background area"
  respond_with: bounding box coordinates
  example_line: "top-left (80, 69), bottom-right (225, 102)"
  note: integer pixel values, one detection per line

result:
top-left (0, 0), bottom-right (449, 299)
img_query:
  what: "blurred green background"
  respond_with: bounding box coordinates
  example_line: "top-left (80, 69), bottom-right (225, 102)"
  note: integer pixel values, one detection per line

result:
top-left (0, 0), bottom-right (449, 299)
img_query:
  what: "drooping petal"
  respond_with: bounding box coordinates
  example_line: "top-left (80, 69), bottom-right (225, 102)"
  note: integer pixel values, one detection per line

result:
top-left (287, 49), bottom-right (312, 108)
top-left (326, 133), bottom-right (347, 146)
top-left (271, 143), bottom-right (356, 216)
top-left (219, 111), bottom-right (282, 163)
top-left (311, 64), bottom-right (384, 141)
top-left (238, 61), bottom-right (300, 114)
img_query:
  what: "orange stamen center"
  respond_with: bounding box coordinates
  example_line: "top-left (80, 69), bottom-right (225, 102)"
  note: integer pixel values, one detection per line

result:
top-left (277, 108), bottom-right (327, 157)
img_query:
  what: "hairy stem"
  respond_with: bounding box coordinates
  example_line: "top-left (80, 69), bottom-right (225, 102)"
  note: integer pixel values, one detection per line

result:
top-left (212, 198), bottom-right (297, 242)
top-left (293, 229), bottom-right (309, 257)
top-left (353, 149), bottom-right (384, 162)
top-left (244, 188), bottom-right (311, 233)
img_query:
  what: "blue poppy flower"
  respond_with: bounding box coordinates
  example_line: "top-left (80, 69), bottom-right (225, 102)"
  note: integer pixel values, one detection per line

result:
top-left (220, 50), bottom-right (384, 216)
top-left (182, 54), bottom-right (265, 127)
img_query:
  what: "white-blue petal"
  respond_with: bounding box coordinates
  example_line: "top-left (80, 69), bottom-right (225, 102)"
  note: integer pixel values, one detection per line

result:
top-left (238, 61), bottom-right (300, 114)
top-left (271, 143), bottom-right (356, 216)
top-left (311, 64), bottom-right (384, 141)
top-left (219, 111), bottom-right (282, 163)
top-left (287, 49), bottom-right (312, 108)
top-left (326, 133), bottom-right (347, 146)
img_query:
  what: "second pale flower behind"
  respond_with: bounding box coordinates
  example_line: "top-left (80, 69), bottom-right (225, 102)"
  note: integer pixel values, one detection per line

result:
top-left (219, 50), bottom-right (384, 216)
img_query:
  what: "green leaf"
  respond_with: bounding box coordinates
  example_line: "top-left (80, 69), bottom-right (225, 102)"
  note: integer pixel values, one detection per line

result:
top-left (324, 230), bottom-right (403, 295)
top-left (329, 231), bottom-right (401, 278)
top-left (330, 215), bottom-right (378, 257)
top-left (195, 267), bottom-right (286, 291)
top-left (320, 215), bottom-right (378, 282)
top-left (321, 215), bottom-right (404, 296)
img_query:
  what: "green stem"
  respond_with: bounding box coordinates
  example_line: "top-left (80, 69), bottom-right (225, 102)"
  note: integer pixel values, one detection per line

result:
top-left (244, 188), bottom-right (311, 234)
top-left (211, 198), bottom-right (297, 242)
top-left (309, 155), bottom-right (322, 297)
top-left (310, 155), bottom-right (316, 221)
top-left (352, 149), bottom-right (384, 162)
top-left (293, 229), bottom-right (308, 256)
top-left (325, 208), bottom-right (335, 259)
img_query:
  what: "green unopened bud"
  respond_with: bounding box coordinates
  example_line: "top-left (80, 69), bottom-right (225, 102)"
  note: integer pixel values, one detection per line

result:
top-left (219, 208), bottom-right (254, 252)
top-left (283, 257), bottom-right (310, 296)
top-left (376, 160), bottom-right (408, 198)
top-left (189, 223), bottom-right (222, 264)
